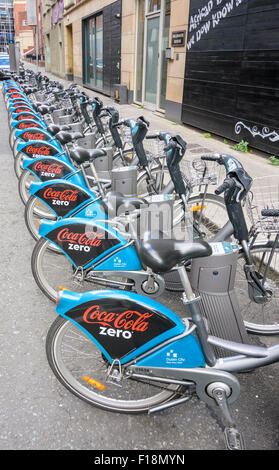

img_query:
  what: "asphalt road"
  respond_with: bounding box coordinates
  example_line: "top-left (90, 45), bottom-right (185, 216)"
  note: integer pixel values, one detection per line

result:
top-left (0, 88), bottom-right (278, 452)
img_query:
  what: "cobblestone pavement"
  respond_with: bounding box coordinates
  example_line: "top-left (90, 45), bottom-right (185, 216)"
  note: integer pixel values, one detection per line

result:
top-left (0, 70), bottom-right (278, 451)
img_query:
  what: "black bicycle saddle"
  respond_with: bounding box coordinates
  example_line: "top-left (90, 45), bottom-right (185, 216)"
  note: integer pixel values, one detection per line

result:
top-left (54, 131), bottom-right (83, 145)
top-left (46, 124), bottom-right (72, 136)
top-left (138, 237), bottom-right (212, 274)
top-left (69, 147), bottom-right (107, 164)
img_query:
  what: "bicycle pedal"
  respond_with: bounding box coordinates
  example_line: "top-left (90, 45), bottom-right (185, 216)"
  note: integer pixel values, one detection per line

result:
top-left (224, 427), bottom-right (245, 450)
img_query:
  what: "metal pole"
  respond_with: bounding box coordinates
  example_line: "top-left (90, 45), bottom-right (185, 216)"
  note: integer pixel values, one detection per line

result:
top-left (35, 25), bottom-right (39, 72)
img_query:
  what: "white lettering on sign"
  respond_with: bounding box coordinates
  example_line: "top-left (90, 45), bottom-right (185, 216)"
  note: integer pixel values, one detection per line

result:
top-left (187, 0), bottom-right (244, 51)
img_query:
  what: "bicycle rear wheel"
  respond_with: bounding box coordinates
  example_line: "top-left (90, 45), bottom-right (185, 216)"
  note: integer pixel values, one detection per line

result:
top-left (46, 316), bottom-right (182, 412)
top-left (235, 244), bottom-right (279, 335)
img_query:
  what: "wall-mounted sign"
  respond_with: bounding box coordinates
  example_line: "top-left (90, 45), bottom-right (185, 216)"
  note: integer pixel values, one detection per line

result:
top-left (171, 30), bottom-right (186, 47)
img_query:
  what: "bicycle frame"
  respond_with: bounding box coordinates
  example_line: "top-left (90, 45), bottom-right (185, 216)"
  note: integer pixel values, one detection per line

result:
top-left (54, 264), bottom-right (279, 396)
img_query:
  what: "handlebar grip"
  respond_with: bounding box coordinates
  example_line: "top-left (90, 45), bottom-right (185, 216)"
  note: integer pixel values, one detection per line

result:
top-left (146, 134), bottom-right (160, 140)
top-left (261, 209), bottom-right (279, 217)
top-left (215, 178), bottom-right (235, 195)
top-left (112, 120), bottom-right (125, 128)
top-left (201, 154), bottom-right (220, 162)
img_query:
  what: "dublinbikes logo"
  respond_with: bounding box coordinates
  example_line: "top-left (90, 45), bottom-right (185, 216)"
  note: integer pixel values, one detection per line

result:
top-left (82, 304), bottom-right (154, 340)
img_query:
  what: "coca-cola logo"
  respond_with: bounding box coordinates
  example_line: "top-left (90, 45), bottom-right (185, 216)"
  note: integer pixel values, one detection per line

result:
top-left (56, 228), bottom-right (104, 247)
top-left (43, 188), bottom-right (79, 201)
top-left (15, 108), bottom-right (30, 114)
top-left (34, 161), bottom-right (63, 174)
top-left (10, 94), bottom-right (22, 98)
top-left (26, 145), bottom-right (51, 155)
top-left (83, 304), bottom-right (153, 333)
top-left (23, 131), bottom-right (45, 140)
top-left (18, 122), bottom-right (39, 129)
top-left (17, 115), bottom-right (35, 121)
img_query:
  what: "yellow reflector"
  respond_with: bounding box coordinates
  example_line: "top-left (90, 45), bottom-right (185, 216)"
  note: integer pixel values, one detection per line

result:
top-left (190, 204), bottom-right (206, 212)
top-left (36, 202), bottom-right (40, 206)
top-left (83, 376), bottom-right (106, 391)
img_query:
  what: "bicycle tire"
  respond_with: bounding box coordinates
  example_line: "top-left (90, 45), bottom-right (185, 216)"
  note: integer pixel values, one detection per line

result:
top-left (236, 244), bottom-right (279, 335)
top-left (18, 170), bottom-right (41, 205)
top-left (25, 195), bottom-right (56, 243)
top-left (46, 315), bottom-right (182, 413)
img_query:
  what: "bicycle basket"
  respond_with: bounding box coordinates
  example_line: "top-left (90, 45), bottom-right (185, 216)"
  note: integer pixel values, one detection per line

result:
top-left (144, 136), bottom-right (166, 163)
top-left (120, 126), bottom-right (133, 148)
top-left (183, 158), bottom-right (226, 191)
top-left (246, 175), bottom-right (279, 233)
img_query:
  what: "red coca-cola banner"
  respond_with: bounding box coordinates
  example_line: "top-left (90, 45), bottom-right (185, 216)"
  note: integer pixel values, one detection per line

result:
top-left (83, 305), bottom-right (153, 332)
top-left (22, 131), bottom-right (47, 141)
top-left (56, 228), bottom-right (104, 247)
top-left (26, 145), bottom-right (51, 155)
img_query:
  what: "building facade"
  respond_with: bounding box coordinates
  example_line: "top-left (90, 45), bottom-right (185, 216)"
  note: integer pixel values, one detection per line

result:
top-left (14, 0), bottom-right (33, 57)
top-left (38, 0), bottom-right (279, 155)
top-left (42, 0), bottom-right (65, 77)
top-left (0, 0), bottom-right (15, 52)
top-left (62, 0), bottom-right (188, 116)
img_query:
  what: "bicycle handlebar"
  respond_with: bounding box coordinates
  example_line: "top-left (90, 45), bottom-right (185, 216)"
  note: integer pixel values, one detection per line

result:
top-left (261, 209), bottom-right (279, 217)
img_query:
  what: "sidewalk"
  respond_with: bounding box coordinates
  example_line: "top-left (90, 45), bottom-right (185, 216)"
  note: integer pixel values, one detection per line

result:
top-left (22, 61), bottom-right (279, 182)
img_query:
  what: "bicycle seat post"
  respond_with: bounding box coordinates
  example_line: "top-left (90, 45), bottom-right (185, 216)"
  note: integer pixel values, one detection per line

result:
top-left (89, 159), bottom-right (105, 198)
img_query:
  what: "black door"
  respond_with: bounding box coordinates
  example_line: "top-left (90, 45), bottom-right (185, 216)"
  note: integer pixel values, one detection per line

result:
top-left (103, 0), bottom-right (122, 95)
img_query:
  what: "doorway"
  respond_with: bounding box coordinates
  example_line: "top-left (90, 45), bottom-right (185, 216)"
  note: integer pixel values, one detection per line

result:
top-left (135, 0), bottom-right (170, 111)
top-left (66, 24), bottom-right (73, 80)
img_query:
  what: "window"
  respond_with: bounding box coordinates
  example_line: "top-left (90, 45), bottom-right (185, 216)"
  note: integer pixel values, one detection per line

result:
top-left (84, 13), bottom-right (103, 89)
top-left (148, 0), bottom-right (161, 13)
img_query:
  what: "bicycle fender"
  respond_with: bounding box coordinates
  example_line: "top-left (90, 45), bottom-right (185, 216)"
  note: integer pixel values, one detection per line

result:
top-left (55, 289), bottom-right (185, 364)
top-left (29, 179), bottom-right (94, 217)
top-left (14, 128), bottom-right (59, 147)
top-left (23, 156), bottom-right (75, 179)
top-left (11, 111), bottom-right (38, 122)
top-left (17, 140), bottom-right (60, 158)
top-left (39, 218), bottom-right (123, 269)
top-left (10, 105), bottom-right (35, 115)
top-left (11, 119), bottom-right (45, 131)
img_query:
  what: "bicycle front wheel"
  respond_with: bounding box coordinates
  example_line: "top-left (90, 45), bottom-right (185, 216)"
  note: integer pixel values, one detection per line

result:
top-left (46, 316), bottom-right (182, 412)
top-left (236, 245), bottom-right (279, 335)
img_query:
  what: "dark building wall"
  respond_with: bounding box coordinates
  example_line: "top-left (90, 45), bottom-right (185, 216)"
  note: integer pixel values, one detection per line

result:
top-left (182, 0), bottom-right (279, 155)
top-left (103, 0), bottom-right (122, 95)
top-left (82, 0), bottom-right (121, 96)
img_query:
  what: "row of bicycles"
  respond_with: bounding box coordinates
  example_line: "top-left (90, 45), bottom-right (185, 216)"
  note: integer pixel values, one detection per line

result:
top-left (3, 67), bottom-right (279, 450)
